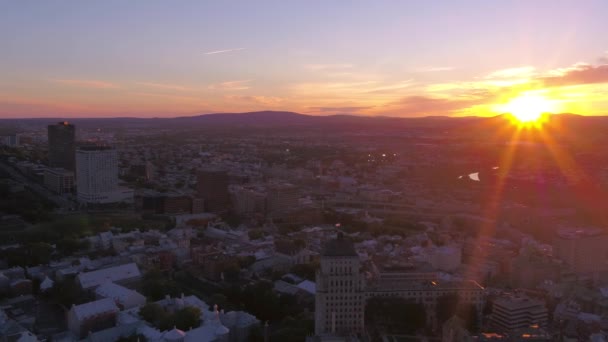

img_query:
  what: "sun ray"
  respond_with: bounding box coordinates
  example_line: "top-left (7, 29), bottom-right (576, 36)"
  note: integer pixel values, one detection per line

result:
top-left (537, 126), bottom-right (608, 224)
top-left (464, 125), bottom-right (523, 281)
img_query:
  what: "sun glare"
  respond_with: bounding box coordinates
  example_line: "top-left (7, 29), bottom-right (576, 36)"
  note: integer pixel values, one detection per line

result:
top-left (496, 93), bottom-right (559, 124)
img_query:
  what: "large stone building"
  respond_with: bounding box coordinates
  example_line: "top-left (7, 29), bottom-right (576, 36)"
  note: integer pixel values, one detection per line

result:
top-left (315, 234), bottom-right (484, 337)
top-left (315, 233), bottom-right (366, 335)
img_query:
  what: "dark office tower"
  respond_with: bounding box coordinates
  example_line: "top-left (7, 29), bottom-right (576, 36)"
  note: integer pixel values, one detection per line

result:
top-left (196, 169), bottom-right (230, 212)
top-left (48, 121), bottom-right (76, 171)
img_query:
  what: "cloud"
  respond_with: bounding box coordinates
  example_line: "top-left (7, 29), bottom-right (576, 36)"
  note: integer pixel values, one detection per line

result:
top-left (130, 92), bottom-right (206, 103)
top-left (414, 66), bottom-right (454, 73)
top-left (538, 63), bottom-right (608, 87)
top-left (308, 106), bottom-right (373, 113)
top-left (485, 66), bottom-right (536, 79)
top-left (225, 95), bottom-right (283, 106)
top-left (305, 63), bottom-right (354, 71)
top-left (364, 80), bottom-right (414, 94)
top-left (136, 82), bottom-right (194, 92)
top-left (208, 80), bottom-right (252, 91)
top-left (203, 48), bottom-right (246, 55)
top-left (52, 79), bottom-right (119, 89)
top-left (388, 91), bottom-right (495, 116)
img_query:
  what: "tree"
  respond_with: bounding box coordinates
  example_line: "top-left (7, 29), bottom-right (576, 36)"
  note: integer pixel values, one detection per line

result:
top-left (237, 255), bottom-right (256, 268)
top-left (290, 262), bottom-right (319, 281)
top-left (117, 334), bottom-right (147, 342)
top-left (248, 229), bottom-right (265, 240)
top-left (140, 270), bottom-right (179, 301)
top-left (139, 303), bottom-right (201, 331)
top-left (50, 279), bottom-right (91, 308)
top-left (436, 293), bottom-right (460, 325)
top-left (174, 307), bottom-right (201, 331)
top-left (217, 260), bottom-right (241, 282)
top-left (25, 242), bottom-right (54, 265)
top-left (436, 293), bottom-right (479, 332)
top-left (139, 303), bottom-right (168, 327)
top-left (365, 297), bottom-right (426, 333)
top-left (209, 293), bottom-right (228, 310)
top-left (56, 237), bottom-right (90, 256)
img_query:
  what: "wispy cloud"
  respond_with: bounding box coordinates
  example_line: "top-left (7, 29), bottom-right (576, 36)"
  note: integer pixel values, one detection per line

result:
top-left (485, 66), bottom-right (536, 79)
top-left (52, 79), bottom-right (119, 89)
top-left (365, 80), bottom-right (414, 94)
top-left (203, 48), bottom-right (246, 55)
top-left (208, 80), bottom-right (252, 91)
top-left (130, 92), bottom-right (206, 102)
top-left (136, 82), bottom-right (194, 92)
top-left (414, 66), bottom-right (454, 73)
top-left (538, 63), bottom-right (608, 87)
top-left (387, 93), bottom-right (493, 116)
top-left (225, 95), bottom-right (283, 106)
top-left (308, 106), bottom-right (372, 113)
top-left (305, 63), bottom-right (354, 71)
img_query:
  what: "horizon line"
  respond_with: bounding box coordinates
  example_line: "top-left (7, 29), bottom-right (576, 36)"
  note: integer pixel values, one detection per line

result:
top-left (0, 111), bottom-right (591, 121)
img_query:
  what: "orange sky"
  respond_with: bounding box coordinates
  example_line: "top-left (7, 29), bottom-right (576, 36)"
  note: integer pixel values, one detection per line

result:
top-left (1, 1), bottom-right (608, 118)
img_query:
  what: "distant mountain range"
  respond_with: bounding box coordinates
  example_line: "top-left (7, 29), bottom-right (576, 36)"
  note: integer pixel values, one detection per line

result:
top-left (1, 110), bottom-right (606, 133)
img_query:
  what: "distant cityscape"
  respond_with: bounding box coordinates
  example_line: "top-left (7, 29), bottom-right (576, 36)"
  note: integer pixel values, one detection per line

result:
top-left (0, 112), bottom-right (608, 341)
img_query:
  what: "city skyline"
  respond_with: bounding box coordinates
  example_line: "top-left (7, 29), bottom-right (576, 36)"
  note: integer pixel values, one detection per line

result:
top-left (2, 0), bottom-right (608, 118)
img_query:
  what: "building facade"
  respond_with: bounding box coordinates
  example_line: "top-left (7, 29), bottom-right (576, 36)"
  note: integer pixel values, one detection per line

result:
top-left (490, 294), bottom-right (548, 332)
top-left (553, 227), bottom-right (608, 278)
top-left (315, 233), bottom-right (366, 335)
top-left (76, 146), bottom-right (131, 203)
top-left (48, 121), bottom-right (76, 171)
top-left (197, 169), bottom-right (231, 212)
top-left (43, 167), bottom-right (75, 194)
top-left (315, 234), bottom-right (485, 337)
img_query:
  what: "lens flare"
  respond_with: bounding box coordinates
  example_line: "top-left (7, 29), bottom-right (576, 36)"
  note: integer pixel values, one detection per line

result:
top-left (495, 93), bottom-right (560, 124)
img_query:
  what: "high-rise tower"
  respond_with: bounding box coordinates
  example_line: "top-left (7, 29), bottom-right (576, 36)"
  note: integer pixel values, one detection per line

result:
top-left (315, 233), bottom-right (366, 335)
top-left (48, 121), bottom-right (76, 170)
top-left (196, 169), bottom-right (230, 212)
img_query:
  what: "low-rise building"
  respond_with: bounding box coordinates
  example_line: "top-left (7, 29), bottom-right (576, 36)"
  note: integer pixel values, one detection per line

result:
top-left (67, 298), bottom-right (119, 338)
top-left (491, 294), bottom-right (548, 332)
top-left (77, 263), bottom-right (141, 290)
top-left (43, 168), bottom-right (75, 194)
top-left (94, 282), bottom-right (146, 310)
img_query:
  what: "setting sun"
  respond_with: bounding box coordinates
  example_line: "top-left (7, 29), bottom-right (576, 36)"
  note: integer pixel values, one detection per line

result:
top-left (495, 93), bottom-right (560, 124)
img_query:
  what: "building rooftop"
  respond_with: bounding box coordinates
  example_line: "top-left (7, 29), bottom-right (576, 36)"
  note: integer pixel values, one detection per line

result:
top-left (556, 227), bottom-right (606, 239)
top-left (70, 298), bottom-right (118, 321)
top-left (77, 145), bottom-right (114, 152)
top-left (321, 233), bottom-right (357, 257)
top-left (94, 281), bottom-right (145, 304)
top-left (77, 263), bottom-right (141, 289)
top-left (494, 294), bottom-right (546, 311)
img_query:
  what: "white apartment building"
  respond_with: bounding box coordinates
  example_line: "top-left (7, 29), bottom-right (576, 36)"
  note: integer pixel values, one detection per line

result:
top-left (76, 146), bottom-right (132, 203)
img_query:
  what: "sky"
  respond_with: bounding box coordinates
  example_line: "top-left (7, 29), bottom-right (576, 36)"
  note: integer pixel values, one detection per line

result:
top-left (1, 0), bottom-right (608, 118)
